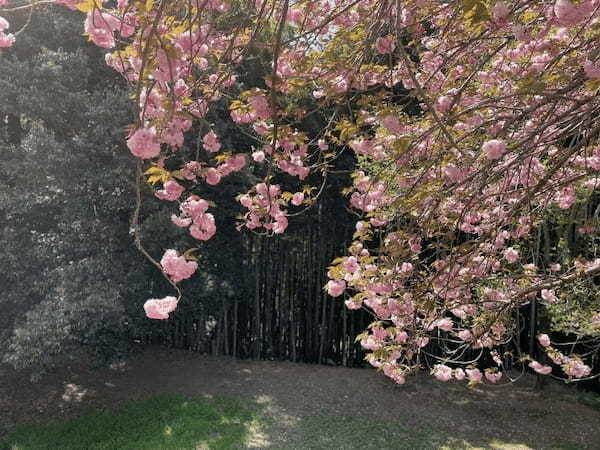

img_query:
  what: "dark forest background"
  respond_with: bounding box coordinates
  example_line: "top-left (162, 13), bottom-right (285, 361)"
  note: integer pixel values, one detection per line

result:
top-left (0, 6), bottom-right (372, 378)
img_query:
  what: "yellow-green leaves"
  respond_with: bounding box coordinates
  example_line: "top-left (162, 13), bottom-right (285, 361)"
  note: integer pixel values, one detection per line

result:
top-left (182, 248), bottom-right (199, 261)
top-left (335, 119), bottom-right (359, 144)
top-left (144, 166), bottom-right (170, 185)
top-left (585, 78), bottom-right (600, 93)
top-left (75, 0), bottom-right (102, 13)
top-left (460, 0), bottom-right (491, 30)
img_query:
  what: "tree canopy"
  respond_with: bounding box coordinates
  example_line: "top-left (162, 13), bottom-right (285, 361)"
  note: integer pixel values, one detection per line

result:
top-left (2, 0), bottom-right (600, 385)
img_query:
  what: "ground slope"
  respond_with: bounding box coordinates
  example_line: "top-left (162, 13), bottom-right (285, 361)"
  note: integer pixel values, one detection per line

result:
top-left (1, 348), bottom-right (599, 449)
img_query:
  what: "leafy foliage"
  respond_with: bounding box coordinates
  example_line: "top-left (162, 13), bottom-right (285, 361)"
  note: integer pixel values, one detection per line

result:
top-left (0, 7), bottom-right (137, 374)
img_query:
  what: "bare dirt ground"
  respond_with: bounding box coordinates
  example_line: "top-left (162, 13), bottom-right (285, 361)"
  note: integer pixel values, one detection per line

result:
top-left (1, 347), bottom-right (599, 449)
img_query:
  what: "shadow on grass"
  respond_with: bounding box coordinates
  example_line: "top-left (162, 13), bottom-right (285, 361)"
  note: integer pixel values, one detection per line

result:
top-left (286, 415), bottom-right (582, 450)
top-left (2, 393), bottom-right (265, 450)
top-left (269, 414), bottom-right (586, 450)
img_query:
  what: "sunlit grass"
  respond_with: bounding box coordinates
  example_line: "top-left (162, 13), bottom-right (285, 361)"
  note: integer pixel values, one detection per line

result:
top-left (2, 393), bottom-right (260, 450)
top-left (1, 392), bottom-right (589, 449)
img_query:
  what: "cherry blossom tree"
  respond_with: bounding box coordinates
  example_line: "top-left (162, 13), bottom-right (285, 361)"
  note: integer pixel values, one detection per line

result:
top-left (3, 0), bottom-right (600, 385)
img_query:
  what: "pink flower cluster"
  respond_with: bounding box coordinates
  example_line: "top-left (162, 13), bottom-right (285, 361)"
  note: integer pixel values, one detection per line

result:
top-left (160, 249), bottom-right (198, 283)
top-left (239, 183), bottom-right (289, 234)
top-left (127, 127), bottom-right (161, 159)
top-left (230, 94), bottom-right (272, 123)
top-left (0, 16), bottom-right (15, 48)
top-left (180, 154), bottom-right (246, 187)
top-left (84, 9), bottom-right (134, 49)
top-left (144, 296), bottom-right (178, 320)
top-left (171, 196), bottom-right (217, 241)
top-left (432, 365), bottom-right (502, 384)
top-left (155, 180), bottom-right (185, 201)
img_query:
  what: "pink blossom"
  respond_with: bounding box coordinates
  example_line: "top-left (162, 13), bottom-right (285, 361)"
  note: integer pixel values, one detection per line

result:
top-left (173, 79), bottom-right (189, 97)
top-left (203, 131), bottom-right (221, 153)
top-left (485, 371), bottom-right (502, 384)
top-left (0, 17), bottom-right (9, 32)
top-left (395, 331), bottom-right (408, 343)
top-left (286, 8), bottom-right (303, 23)
top-left (333, 76), bottom-right (348, 93)
top-left (248, 95), bottom-right (271, 119)
top-left (583, 60), bottom-right (600, 79)
top-left (272, 215), bottom-right (288, 234)
top-left (454, 368), bottom-right (465, 381)
top-left (155, 180), bottom-right (185, 201)
top-left (190, 213), bottom-right (216, 241)
top-left (436, 318), bottom-right (453, 332)
top-left (361, 335), bottom-right (381, 351)
top-left (383, 365), bottom-right (406, 384)
top-left (466, 368), bottom-right (482, 383)
top-left (239, 194), bottom-right (253, 208)
top-left (253, 122), bottom-right (270, 136)
top-left (537, 334), bottom-right (551, 347)
top-left (370, 217), bottom-right (387, 227)
top-left (171, 214), bottom-right (192, 228)
top-left (503, 247), bottom-right (519, 263)
top-left (400, 262), bottom-right (413, 273)
top-left (563, 359), bottom-right (591, 378)
top-left (435, 95), bottom-right (452, 112)
top-left (345, 299), bottom-right (362, 310)
top-left (541, 289), bottom-right (558, 304)
top-left (416, 336), bottom-right (430, 348)
top-left (84, 10), bottom-right (121, 48)
top-left (375, 36), bottom-right (395, 55)
top-left (492, 2), bottom-right (510, 22)
top-left (0, 32), bottom-right (14, 48)
top-left (382, 115), bottom-right (403, 134)
top-left (408, 236), bottom-right (421, 253)
top-left (351, 139), bottom-right (375, 155)
top-left (144, 296), bottom-right (178, 320)
top-left (529, 361), bottom-right (552, 375)
top-left (343, 256), bottom-right (359, 273)
top-left (291, 192), bottom-right (305, 206)
top-left (205, 168), bottom-right (221, 185)
top-left (252, 150), bottom-right (265, 162)
top-left (433, 364), bottom-right (453, 382)
top-left (442, 163), bottom-right (464, 183)
top-left (554, 0), bottom-right (586, 26)
top-left (127, 127), bottom-right (161, 159)
top-left (226, 154), bottom-right (246, 172)
top-left (160, 249), bottom-right (198, 283)
top-left (327, 279), bottom-right (346, 297)
top-left (451, 308), bottom-right (467, 319)
top-left (454, 368), bottom-right (466, 380)
top-left (458, 330), bottom-right (473, 341)
top-left (482, 139), bottom-right (507, 160)
top-left (182, 196), bottom-right (209, 218)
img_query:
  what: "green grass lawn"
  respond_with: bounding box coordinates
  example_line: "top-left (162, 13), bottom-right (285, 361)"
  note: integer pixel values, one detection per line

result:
top-left (2, 393), bottom-right (261, 450)
top-left (2, 392), bottom-right (590, 450)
